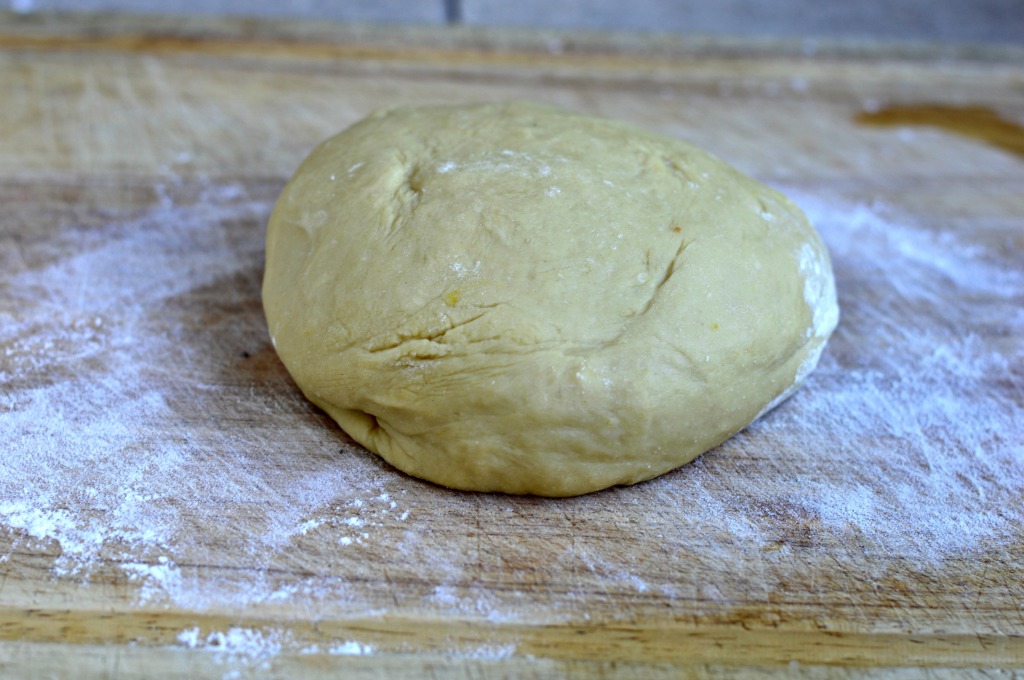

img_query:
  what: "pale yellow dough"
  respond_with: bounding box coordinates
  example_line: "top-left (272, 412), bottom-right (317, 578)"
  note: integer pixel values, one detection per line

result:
top-left (263, 102), bottom-right (838, 496)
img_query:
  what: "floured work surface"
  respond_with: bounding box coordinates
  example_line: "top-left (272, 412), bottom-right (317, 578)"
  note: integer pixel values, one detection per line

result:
top-left (1, 13), bottom-right (1022, 678)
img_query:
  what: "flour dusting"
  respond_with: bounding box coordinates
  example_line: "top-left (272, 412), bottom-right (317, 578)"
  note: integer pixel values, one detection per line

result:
top-left (750, 188), bottom-right (1023, 559)
top-left (2, 178), bottom-right (1022, 664)
top-left (176, 626), bottom-right (290, 670)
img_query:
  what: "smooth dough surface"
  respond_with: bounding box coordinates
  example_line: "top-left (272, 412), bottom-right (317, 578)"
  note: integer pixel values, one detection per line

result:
top-left (263, 102), bottom-right (838, 496)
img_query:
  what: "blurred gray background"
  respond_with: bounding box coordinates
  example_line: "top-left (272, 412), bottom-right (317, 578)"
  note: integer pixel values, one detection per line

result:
top-left (8, 0), bottom-right (1024, 44)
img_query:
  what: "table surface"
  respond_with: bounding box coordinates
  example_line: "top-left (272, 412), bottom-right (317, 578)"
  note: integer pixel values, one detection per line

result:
top-left (0, 12), bottom-right (1022, 679)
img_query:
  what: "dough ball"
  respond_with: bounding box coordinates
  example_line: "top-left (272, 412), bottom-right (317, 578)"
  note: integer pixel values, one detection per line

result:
top-left (263, 102), bottom-right (838, 496)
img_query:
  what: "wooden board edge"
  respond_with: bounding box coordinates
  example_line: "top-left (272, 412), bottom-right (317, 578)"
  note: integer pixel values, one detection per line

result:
top-left (2, 608), bottom-right (1023, 669)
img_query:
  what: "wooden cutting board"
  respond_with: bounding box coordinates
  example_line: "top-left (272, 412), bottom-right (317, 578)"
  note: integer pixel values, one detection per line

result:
top-left (1, 12), bottom-right (1022, 678)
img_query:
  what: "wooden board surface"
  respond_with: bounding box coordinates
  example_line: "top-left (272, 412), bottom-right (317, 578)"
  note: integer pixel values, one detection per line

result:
top-left (1, 12), bottom-right (1023, 678)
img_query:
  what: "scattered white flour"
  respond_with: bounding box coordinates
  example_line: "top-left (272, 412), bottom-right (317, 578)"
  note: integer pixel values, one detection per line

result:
top-left (748, 188), bottom-right (1024, 559)
top-left (327, 640), bottom-right (376, 655)
top-left (175, 626), bottom-right (290, 672)
top-left (1, 177), bottom-right (1021, 665)
top-left (123, 558), bottom-right (183, 603)
top-left (463, 642), bottom-right (517, 659)
top-left (435, 150), bottom-right (565, 180)
top-left (176, 626), bottom-right (202, 648)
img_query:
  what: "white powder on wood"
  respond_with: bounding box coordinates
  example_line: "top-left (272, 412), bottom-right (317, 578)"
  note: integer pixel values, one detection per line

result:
top-left (1, 180), bottom-right (1021, 664)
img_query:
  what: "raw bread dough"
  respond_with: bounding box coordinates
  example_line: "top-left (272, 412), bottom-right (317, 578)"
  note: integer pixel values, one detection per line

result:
top-left (263, 102), bottom-right (838, 496)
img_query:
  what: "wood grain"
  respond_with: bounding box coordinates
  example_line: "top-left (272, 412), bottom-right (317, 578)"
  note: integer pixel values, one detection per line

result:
top-left (0, 11), bottom-right (1022, 679)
